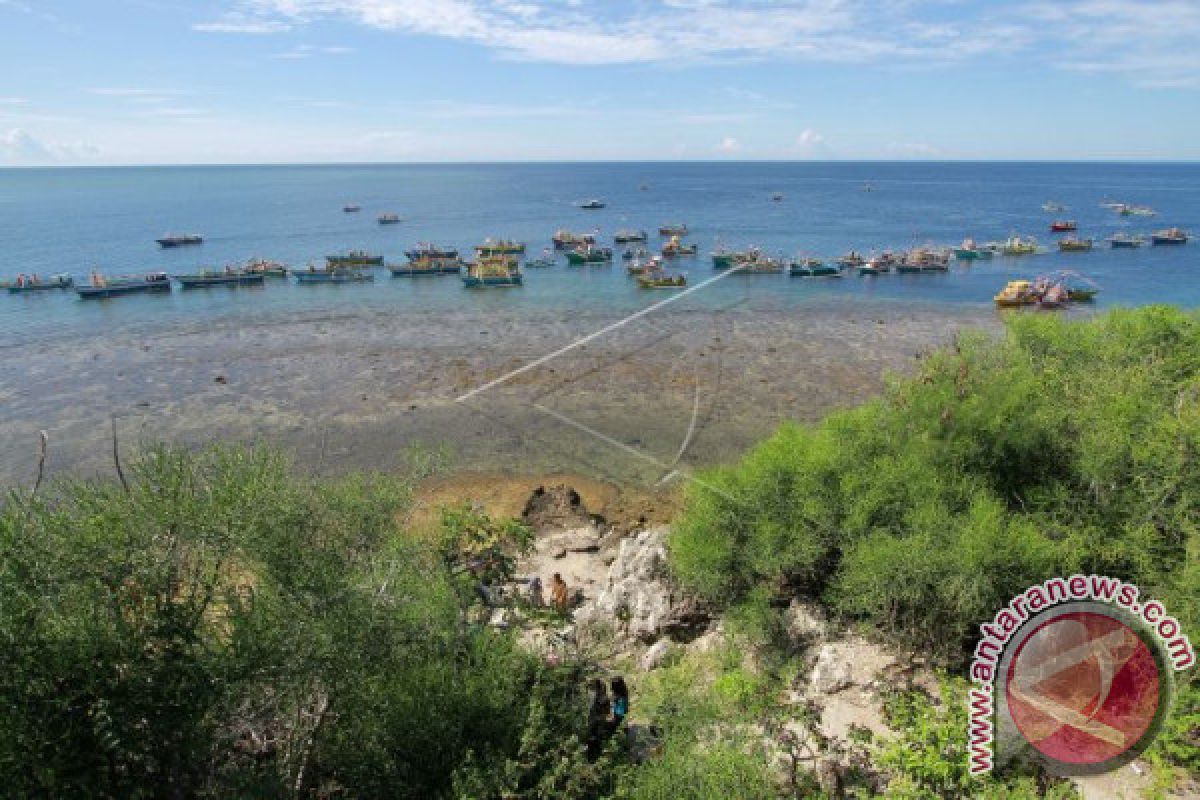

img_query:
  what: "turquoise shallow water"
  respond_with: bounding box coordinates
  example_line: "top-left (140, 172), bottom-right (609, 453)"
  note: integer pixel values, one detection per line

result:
top-left (1, 162), bottom-right (1198, 343)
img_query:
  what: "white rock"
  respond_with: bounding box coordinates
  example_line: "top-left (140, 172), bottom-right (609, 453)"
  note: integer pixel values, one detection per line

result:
top-left (785, 598), bottom-right (828, 641)
top-left (810, 644), bottom-right (854, 694)
top-left (641, 639), bottom-right (672, 671)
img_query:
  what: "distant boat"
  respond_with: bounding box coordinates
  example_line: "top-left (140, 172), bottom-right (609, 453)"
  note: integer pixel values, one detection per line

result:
top-left (1151, 228), bottom-right (1189, 246)
top-left (343, 204), bottom-right (361, 213)
top-left (405, 243), bottom-right (459, 261)
top-left (896, 248), bottom-right (950, 273)
top-left (525, 250), bottom-right (557, 269)
top-left (859, 252), bottom-right (897, 275)
top-left (1120, 205), bottom-right (1156, 217)
top-left (953, 238), bottom-right (993, 261)
top-left (177, 269), bottom-right (265, 289)
top-left (389, 256), bottom-right (462, 276)
top-left (78, 271), bottom-right (172, 298)
top-left (157, 233), bottom-right (203, 248)
top-left (1058, 237), bottom-right (1093, 252)
top-left (661, 236), bottom-right (697, 258)
top-left (712, 245), bottom-right (760, 269)
top-left (736, 255), bottom-right (786, 274)
top-left (565, 245), bottom-right (613, 265)
top-left (790, 258), bottom-right (841, 277)
top-left (1050, 220), bottom-right (1077, 233)
top-left (326, 250), bottom-right (384, 267)
top-left (579, 199), bottom-right (606, 209)
top-left (659, 223), bottom-right (688, 237)
top-left (4, 273), bottom-right (73, 293)
top-left (552, 230), bottom-right (595, 250)
top-left (771, 192), bottom-right (785, 202)
top-left (1108, 233), bottom-right (1145, 249)
top-left (378, 213), bottom-right (401, 225)
top-left (1001, 235), bottom-right (1039, 256)
top-left (613, 229), bottom-right (648, 243)
top-left (475, 238), bottom-right (526, 257)
top-left (244, 258), bottom-right (289, 277)
top-left (836, 251), bottom-right (866, 268)
top-left (295, 265), bottom-right (374, 284)
top-left (463, 256), bottom-right (521, 287)
top-left (1042, 202), bottom-right (1068, 212)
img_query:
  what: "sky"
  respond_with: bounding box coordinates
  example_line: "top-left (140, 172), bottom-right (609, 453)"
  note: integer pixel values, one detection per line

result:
top-left (1, 0), bottom-right (1199, 165)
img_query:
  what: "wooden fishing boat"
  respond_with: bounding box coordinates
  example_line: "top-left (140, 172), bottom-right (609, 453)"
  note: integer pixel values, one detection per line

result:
top-left (1108, 233), bottom-right (1145, 249)
top-left (623, 247), bottom-right (650, 262)
top-left (552, 230), bottom-right (595, 250)
top-left (1050, 220), bottom-right (1077, 232)
top-left (389, 256), bottom-right (462, 276)
top-left (378, 213), bottom-right (401, 225)
top-left (326, 250), bottom-right (384, 267)
top-left (1151, 228), bottom-right (1188, 246)
top-left (1068, 287), bottom-right (1098, 302)
top-left (295, 266), bottom-right (374, 284)
top-left (77, 271), bottom-right (172, 298)
top-left (953, 238), bottom-right (993, 261)
top-left (662, 236), bottom-right (697, 258)
top-left (565, 245), bottom-right (613, 265)
top-left (836, 251), bottom-right (866, 269)
top-left (859, 252), bottom-right (898, 275)
top-left (463, 256), bottom-right (522, 287)
top-left (1058, 237), bottom-right (1093, 252)
top-left (177, 269), bottom-right (265, 288)
top-left (1039, 284), bottom-right (1069, 310)
top-left (790, 258), bottom-right (841, 277)
top-left (1120, 205), bottom-right (1156, 217)
top-left (896, 248), bottom-right (950, 273)
top-left (712, 246), bottom-right (760, 269)
top-left (613, 229), bottom-right (648, 243)
top-left (4, 273), bottom-right (73, 293)
top-left (627, 255), bottom-right (662, 276)
top-left (637, 272), bottom-right (687, 289)
top-left (994, 280), bottom-right (1038, 308)
top-left (156, 233), bottom-right (203, 248)
top-left (659, 223), bottom-right (688, 237)
top-left (736, 256), bottom-right (786, 274)
top-left (475, 238), bottom-right (526, 257)
top-left (244, 259), bottom-right (289, 277)
top-left (1001, 235), bottom-right (1039, 256)
top-left (405, 243), bottom-right (459, 261)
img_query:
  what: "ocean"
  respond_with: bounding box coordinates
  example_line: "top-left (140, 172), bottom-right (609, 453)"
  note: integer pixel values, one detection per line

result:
top-left (1, 162), bottom-right (1198, 344)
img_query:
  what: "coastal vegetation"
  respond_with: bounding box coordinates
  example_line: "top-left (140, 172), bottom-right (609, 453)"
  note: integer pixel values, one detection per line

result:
top-left (1, 306), bottom-right (1197, 797)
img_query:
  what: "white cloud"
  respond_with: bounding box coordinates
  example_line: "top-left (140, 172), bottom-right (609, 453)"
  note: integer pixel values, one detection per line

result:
top-left (271, 44), bottom-right (355, 59)
top-left (0, 128), bottom-right (98, 164)
top-left (886, 141), bottom-right (940, 158)
top-left (90, 88), bottom-right (183, 98)
top-left (792, 128), bottom-right (831, 158)
top-left (717, 136), bottom-right (740, 153)
top-left (194, 11), bottom-right (291, 34)
top-left (0, 97), bottom-right (27, 105)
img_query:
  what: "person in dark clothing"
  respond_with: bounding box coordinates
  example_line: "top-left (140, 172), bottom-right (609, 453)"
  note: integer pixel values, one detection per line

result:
top-left (609, 676), bottom-right (629, 735)
top-left (585, 678), bottom-right (611, 760)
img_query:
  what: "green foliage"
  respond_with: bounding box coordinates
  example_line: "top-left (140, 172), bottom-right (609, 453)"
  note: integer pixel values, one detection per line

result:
top-left (670, 307), bottom-right (1200, 660)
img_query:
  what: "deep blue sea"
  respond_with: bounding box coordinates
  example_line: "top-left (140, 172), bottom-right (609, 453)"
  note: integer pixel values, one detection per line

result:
top-left (1, 162), bottom-right (1198, 342)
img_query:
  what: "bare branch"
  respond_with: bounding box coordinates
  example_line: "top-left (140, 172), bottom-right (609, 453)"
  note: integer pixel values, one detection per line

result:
top-left (30, 430), bottom-right (48, 499)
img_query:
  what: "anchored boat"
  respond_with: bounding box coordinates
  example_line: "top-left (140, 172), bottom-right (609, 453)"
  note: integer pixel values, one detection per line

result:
top-left (896, 248), bottom-right (950, 273)
top-left (78, 271), bottom-right (172, 298)
top-left (1151, 228), bottom-right (1189, 246)
top-left (637, 270), bottom-right (687, 289)
top-left (244, 258), bottom-right (289, 277)
top-left (859, 252), bottom-right (898, 275)
top-left (378, 213), bottom-right (401, 225)
top-left (343, 204), bottom-right (361, 213)
top-left (463, 256), bottom-right (522, 287)
top-left (326, 250), bottom-right (384, 267)
top-left (659, 223), bottom-right (688, 237)
top-left (1058, 237), bottom-right (1093, 252)
top-left (475, 238), bottom-right (526, 257)
top-left (389, 255), bottom-right (462, 276)
top-left (1001, 235), bottom-right (1039, 256)
top-left (994, 280), bottom-right (1039, 308)
top-left (1050, 220), bottom-right (1078, 233)
top-left (790, 258), bottom-right (841, 277)
top-left (613, 229), bottom-right (648, 243)
top-left (4, 273), bottom-right (73, 293)
top-left (1108, 233), bottom-right (1145, 249)
top-left (662, 236), bottom-right (697, 258)
top-left (712, 245), bottom-right (760, 269)
top-left (953, 238), bottom-right (994, 261)
top-left (177, 269), bottom-right (265, 288)
top-left (579, 199), bottom-right (606, 209)
top-left (836, 251), bottom-right (866, 269)
top-left (295, 265), bottom-right (374, 284)
top-left (157, 233), bottom-right (203, 248)
top-left (552, 230), bottom-right (595, 250)
top-left (565, 245), bottom-right (613, 265)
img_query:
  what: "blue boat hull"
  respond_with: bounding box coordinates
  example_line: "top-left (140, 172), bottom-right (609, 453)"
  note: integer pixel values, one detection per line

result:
top-left (295, 272), bottom-right (374, 284)
top-left (77, 282), bottom-right (172, 298)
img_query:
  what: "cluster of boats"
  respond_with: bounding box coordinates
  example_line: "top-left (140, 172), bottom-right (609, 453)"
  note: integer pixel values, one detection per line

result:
top-left (994, 272), bottom-right (1100, 310)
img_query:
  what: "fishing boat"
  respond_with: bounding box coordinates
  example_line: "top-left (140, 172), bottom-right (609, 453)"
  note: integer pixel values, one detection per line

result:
top-left (343, 204), bottom-right (361, 213)
top-left (579, 199), bottom-right (606, 209)
top-left (622, 247), bottom-right (650, 262)
top-left (378, 213), bottom-right (401, 225)
top-left (637, 271), bottom-right (687, 289)
top-left (1050, 220), bottom-right (1077, 232)
top-left (1058, 237), bottom-right (1093, 252)
top-left (177, 269), bottom-right (266, 288)
top-left (1001, 235), bottom-right (1039, 256)
top-left (613, 229), bottom-right (648, 243)
top-left (326, 250), bottom-right (384, 267)
top-left (552, 230), bottom-right (595, 250)
top-left (1151, 228), bottom-right (1189, 246)
top-left (1038, 284), bottom-right (1069, 310)
top-left (405, 243), bottom-right (459, 261)
top-left (953, 238), bottom-right (994, 261)
top-left (4, 273), bottom-right (73, 293)
top-left (993, 280), bottom-right (1039, 308)
top-left (659, 223), bottom-right (688, 237)
top-left (1120, 205), bottom-right (1156, 217)
top-left (1108, 233), bottom-right (1145, 249)
top-left (662, 236), bottom-right (698, 258)
top-left (565, 245), bottom-right (613, 265)
top-left (836, 251), bottom-right (866, 269)
top-left (627, 255), bottom-right (661, 276)
top-left (295, 265), bottom-right (374, 284)
top-left (859, 251), bottom-right (898, 275)
top-left (896, 248), bottom-right (950, 273)
top-left (1042, 270), bottom-right (1100, 303)
top-left (475, 238), bottom-right (526, 257)
top-left (77, 271), bottom-right (172, 298)
top-left (790, 258), bottom-right (841, 277)
top-left (463, 256), bottom-right (522, 287)
top-left (525, 255), bottom-right (557, 269)
top-left (712, 245), bottom-right (760, 269)
top-left (736, 255), bottom-right (786, 274)
top-left (389, 255), bottom-right (462, 276)
top-left (771, 192), bottom-right (785, 202)
top-left (156, 233), bottom-right (203, 248)
top-left (244, 258), bottom-right (289, 277)
top-left (1042, 202), bottom-right (1067, 212)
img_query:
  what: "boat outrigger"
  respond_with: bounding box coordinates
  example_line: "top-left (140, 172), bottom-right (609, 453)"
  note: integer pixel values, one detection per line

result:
top-left (1151, 228), bottom-right (1189, 246)
top-left (78, 271), bottom-right (172, 298)
top-left (565, 245), bottom-right (613, 265)
top-left (463, 256), bottom-right (522, 287)
top-left (177, 268), bottom-right (265, 288)
top-left (326, 251), bottom-right (384, 267)
top-left (4, 273), bottom-right (73, 293)
top-left (157, 233), bottom-right (203, 248)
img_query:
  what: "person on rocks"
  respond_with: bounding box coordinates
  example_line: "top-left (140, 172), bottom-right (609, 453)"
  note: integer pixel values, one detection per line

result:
top-left (550, 572), bottom-right (570, 613)
top-left (585, 678), bottom-right (611, 761)
top-left (608, 676), bottom-right (629, 734)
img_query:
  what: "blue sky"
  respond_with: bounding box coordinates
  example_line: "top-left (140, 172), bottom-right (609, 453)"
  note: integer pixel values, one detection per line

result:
top-left (1, 0), bottom-right (1199, 164)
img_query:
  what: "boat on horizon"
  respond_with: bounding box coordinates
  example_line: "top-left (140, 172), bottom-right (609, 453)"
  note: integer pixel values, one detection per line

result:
top-left (1151, 228), bottom-right (1189, 246)
top-left (78, 271), bottom-right (172, 298)
top-left (343, 204), bottom-right (361, 213)
top-left (157, 233), bottom-right (203, 248)
top-left (4, 273), bottom-right (73, 293)
top-left (1042, 202), bottom-right (1068, 212)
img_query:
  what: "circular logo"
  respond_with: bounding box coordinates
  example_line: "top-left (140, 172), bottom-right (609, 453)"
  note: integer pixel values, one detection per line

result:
top-left (999, 604), bottom-right (1169, 775)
